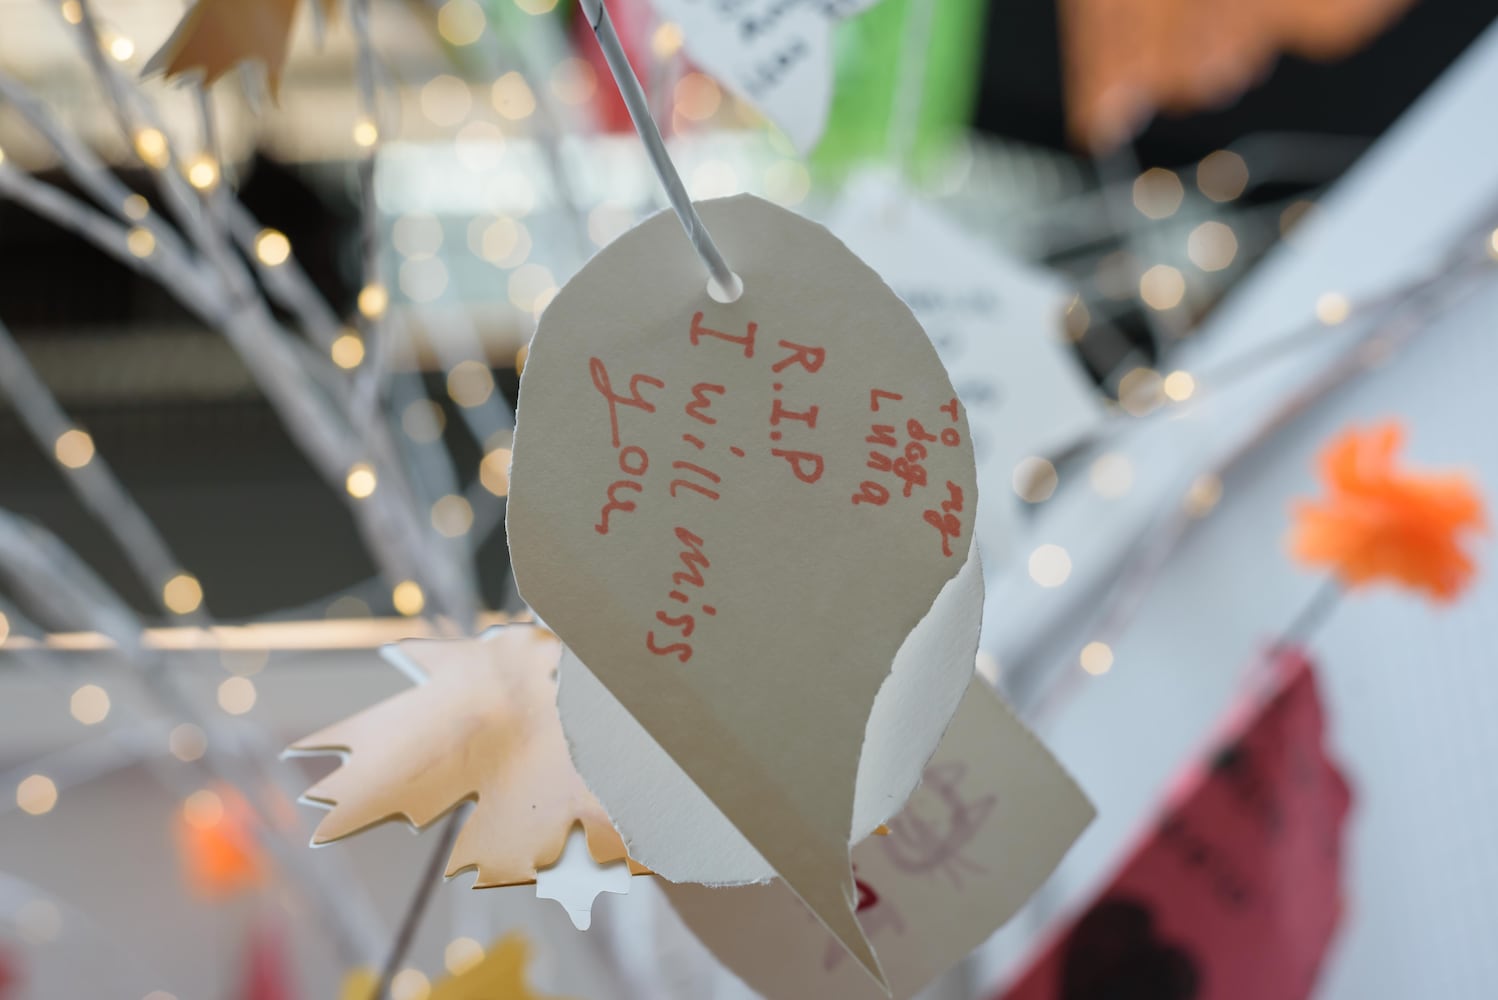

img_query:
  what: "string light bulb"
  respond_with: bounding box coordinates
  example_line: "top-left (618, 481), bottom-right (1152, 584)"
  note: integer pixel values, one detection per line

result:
top-left (163, 573), bottom-right (204, 615)
top-left (392, 581), bottom-right (425, 617)
top-left (345, 463), bottom-right (378, 499)
top-left (133, 128), bottom-right (170, 169)
top-left (1315, 292), bottom-right (1351, 326)
top-left (127, 227), bottom-right (156, 258)
top-left (254, 229), bottom-right (291, 267)
top-left (358, 284), bottom-right (389, 320)
top-left (1080, 642), bottom-right (1114, 675)
top-left (54, 428), bottom-right (95, 469)
top-left (16, 775), bottom-right (58, 816)
top-left (352, 117), bottom-right (379, 148)
top-left (186, 155), bottom-right (219, 190)
top-left (217, 677), bottom-right (256, 715)
top-left (330, 331), bottom-right (365, 369)
top-left (70, 684), bottom-right (110, 725)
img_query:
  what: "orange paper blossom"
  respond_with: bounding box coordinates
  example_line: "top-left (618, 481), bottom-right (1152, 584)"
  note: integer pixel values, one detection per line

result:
top-left (1289, 421), bottom-right (1487, 602)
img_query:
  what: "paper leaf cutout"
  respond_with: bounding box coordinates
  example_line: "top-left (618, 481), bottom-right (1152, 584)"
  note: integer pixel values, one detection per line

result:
top-left (507, 194), bottom-right (982, 991)
top-left (289, 627), bottom-right (635, 888)
top-left (1061, 0), bottom-right (1415, 148)
top-left (340, 933), bottom-right (572, 1000)
top-left (147, 0), bottom-right (334, 98)
top-left (648, 0), bottom-right (880, 152)
top-left (534, 825), bottom-right (634, 930)
top-left (1289, 421), bottom-right (1487, 601)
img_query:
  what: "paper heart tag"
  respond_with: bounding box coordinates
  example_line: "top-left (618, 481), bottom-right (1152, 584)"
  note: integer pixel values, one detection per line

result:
top-left (507, 194), bottom-right (980, 988)
top-left (649, 0), bottom-right (879, 152)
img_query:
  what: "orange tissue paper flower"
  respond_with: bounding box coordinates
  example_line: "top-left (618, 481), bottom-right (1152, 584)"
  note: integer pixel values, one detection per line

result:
top-left (1289, 422), bottom-right (1487, 602)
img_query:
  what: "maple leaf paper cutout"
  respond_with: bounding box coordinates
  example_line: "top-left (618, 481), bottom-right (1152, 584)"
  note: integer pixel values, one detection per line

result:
top-left (146, 0), bottom-right (336, 98)
top-left (1061, 0), bottom-right (1415, 148)
top-left (340, 933), bottom-right (573, 1000)
top-left (290, 627), bottom-right (638, 887)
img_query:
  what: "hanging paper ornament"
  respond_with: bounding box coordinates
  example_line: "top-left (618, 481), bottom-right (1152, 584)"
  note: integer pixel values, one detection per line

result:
top-left (1289, 421), bottom-right (1487, 602)
top-left (146, 0), bottom-right (337, 97)
top-left (1001, 647), bottom-right (1351, 1000)
top-left (339, 933), bottom-right (572, 1000)
top-left (289, 627), bottom-right (644, 888)
top-left (644, 0), bottom-right (881, 153)
top-left (1060, 0), bottom-right (1416, 148)
top-left (507, 192), bottom-right (999, 988)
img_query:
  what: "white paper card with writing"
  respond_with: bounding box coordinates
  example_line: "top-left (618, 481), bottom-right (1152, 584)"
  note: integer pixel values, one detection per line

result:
top-left (830, 174), bottom-right (1107, 556)
top-left (507, 195), bottom-right (981, 988)
top-left (661, 677), bottom-right (1095, 1000)
top-left (648, 0), bottom-right (878, 153)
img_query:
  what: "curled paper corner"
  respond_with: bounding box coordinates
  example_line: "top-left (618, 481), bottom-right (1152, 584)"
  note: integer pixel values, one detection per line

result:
top-left (535, 825), bottom-right (634, 931)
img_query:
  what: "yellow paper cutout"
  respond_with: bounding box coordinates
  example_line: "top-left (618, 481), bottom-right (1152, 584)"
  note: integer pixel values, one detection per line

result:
top-left (339, 933), bottom-right (572, 1000)
top-left (290, 626), bottom-right (644, 887)
top-left (148, 0), bottom-right (335, 98)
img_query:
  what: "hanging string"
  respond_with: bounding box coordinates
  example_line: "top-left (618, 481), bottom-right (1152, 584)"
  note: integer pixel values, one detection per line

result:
top-left (576, 0), bottom-right (742, 301)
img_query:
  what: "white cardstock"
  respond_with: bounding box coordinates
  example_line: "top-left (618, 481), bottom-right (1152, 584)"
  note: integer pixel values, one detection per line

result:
top-left (829, 174), bottom-right (1107, 556)
top-left (661, 676), bottom-right (1095, 1000)
top-left (648, 0), bottom-right (878, 153)
top-left (506, 194), bottom-right (982, 988)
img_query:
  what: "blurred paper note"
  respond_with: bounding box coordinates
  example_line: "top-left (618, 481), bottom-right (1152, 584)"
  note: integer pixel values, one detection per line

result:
top-left (999, 647), bottom-right (1350, 1000)
top-left (662, 677), bottom-right (1094, 1000)
top-left (649, 0), bottom-right (879, 152)
top-left (508, 194), bottom-right (981, 988)
top-left (831, 175), bottom-right (1106, 556)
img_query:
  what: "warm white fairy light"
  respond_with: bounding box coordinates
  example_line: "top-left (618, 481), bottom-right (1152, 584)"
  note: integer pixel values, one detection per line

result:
top-left (1315, 292), bottom-right (1350, 326)
top-left (133, 128), bottom-right (170, 169)
top-left (445, 937), bottom-right (485, 975)
top-left (16, 775), bottom-right (58, 816)
top-left (447, 360), bottom-right (495, 407)
top-left (60, 0), bottom-right (82, 24)
top-left (352, 117), bottom-right (380, 148)
top-left (54, 428), bottom-right (95, 469)
top-left (1080, 641), bottom-right (1114, 675)
top-left (392, 581), bottom-right (425, 617)
top-left (122, 194), bottom-right (149, 220)
top-left (186, 154), bottom-right (219, 191)
top-left (480, 448), bottom-right (512, 497)
top-left (1187, 221), bottom-right (1237, 272)
top-left (1487, 229), bottom-right (1498, 261)
top-left (431, 495), bottom-right (474, 537)
top-left (169, 723), bottom-right (207, 762)
top-left (1140, 264), bottom-right (1186, 311)
top-left (652, 21), bottom-right (685, 58)
top-left (1132, 167), bottom-right (1183, 219)
top-left (331, 331), bottom-right (365, 369)
top-left (217, 676), bottom-right (256, 715)
top-left (1011, 456), bottom-right (1058, 503)
top-left (391, 969), bottom-right (431, 1000)
top-left (107, 34), bottom-right (135, 62)
top-left (0, 611), bottom-right (9, 645)
top-left (163, 573), bottom-right (203, 614)
top-left (127, 226), bottom-right (157, 259)
top-left (70, 684), bottom-right (110, 725)
top-left (1028, 544), bottom-right (1072, 588)
top-left (421, 74), bottom-right (472, 128)
top-left (492, 72), bottom-right (537, 121)
top-left (1163, 370), bottom-right (1196, 402)
top-left (1197, 150), bottom-right (1249, 202)
top-left (254, 229), bottom-right (291, 267)
top-left (345, 463), bottom-right (378, 499)
top-left (437, 0), bottom-right (486, 45)
top-left (358, 283), bottom-right (389, 319)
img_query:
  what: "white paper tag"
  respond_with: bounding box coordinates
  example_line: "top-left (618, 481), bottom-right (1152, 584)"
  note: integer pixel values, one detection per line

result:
top-left (661, 677), bottom-right (1094, 1000)
top-left (649, 0), bottom-right (878, 153)
top-left (830, 174), bottom-right (1106, 556)
top-left (507, 194), bottom-right (981, 988)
